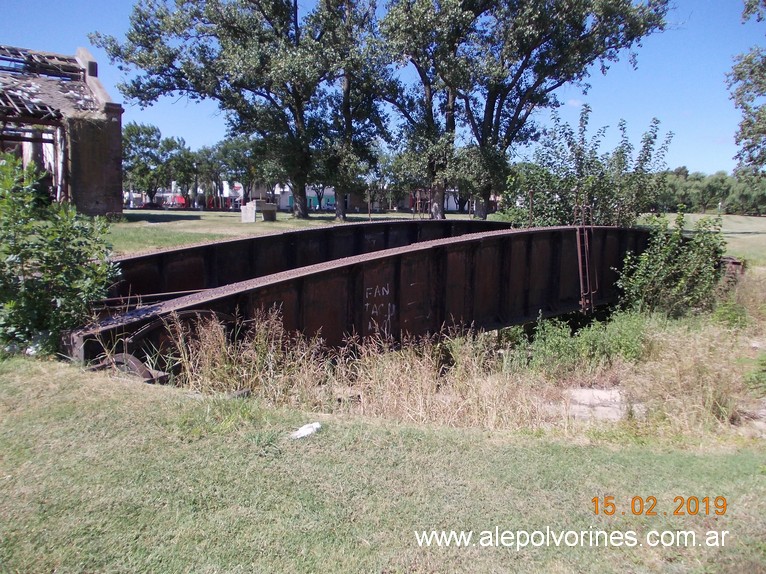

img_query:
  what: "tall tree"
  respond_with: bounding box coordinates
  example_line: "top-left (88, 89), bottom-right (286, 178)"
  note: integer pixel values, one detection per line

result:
top-left (122, 122), bottom-right (163, 203)
top-left (460, 0), bottom-right (669, 218)
top-left (728, 0), bottom-right (766, 173)
top-left (385, 147), bottom-right (432, 213)
top-left (503, 106), bottom-right (671, 227)
top-left (696, 171), bottom-right (732, 212)
top-left (168, 145), bottom-right (198, 203)
top-left (727, 172), bottom-right (766, 214)
top-left (218, 136), bottom-right (262, 203)
top-left (93, 0), bottom-right (339, 218)
top-left (449, 144), bottom-right (508, 213)
top-left (381, 0), bottom-right (477, 219)
top-left (317, 0), bottom-right (389, 220)
top-left (156, 136), bottom-right (189, 197)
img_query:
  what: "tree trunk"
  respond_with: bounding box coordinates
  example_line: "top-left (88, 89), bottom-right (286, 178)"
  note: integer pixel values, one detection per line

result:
top-left (430, 184), bottom-right (446, 219)
top-left (335, 189), bottom-right (347, 221)
top-left (338, 7), bottom-right (352, 225)
top-left (475, 188), bottom-right (491, 220)
top-left (292, 180), bottom-right (310, 218)
top-left (431, 86), bottom-right (455, 221)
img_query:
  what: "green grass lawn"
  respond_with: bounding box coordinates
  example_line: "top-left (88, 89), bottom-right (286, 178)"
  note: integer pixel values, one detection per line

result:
top-left (1, 357), bottom-right (764, 573)
top-left (683, 213), bottom-right (766, 266)
top-left (108, 209), bottom-right (766, 266)
top-left (108, 209), bottom-right (421, 255)
top-left (2, 210), bottom-right (763, 572)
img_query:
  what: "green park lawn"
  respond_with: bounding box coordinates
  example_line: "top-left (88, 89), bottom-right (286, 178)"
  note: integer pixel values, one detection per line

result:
top-left (1, 210), bottom-right (764, 573)
top-left (684, 212), bottom-right (766, 266)
top-left (108, 208), bottom-right (766, 265)
top-left (1, 357), bottom-right (764, 573)
top-left (107, 209), bottom-right (420, 255)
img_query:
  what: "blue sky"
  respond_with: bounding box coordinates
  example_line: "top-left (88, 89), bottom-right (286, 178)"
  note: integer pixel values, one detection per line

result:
top-left (1, 0), bottom-right (762, 174)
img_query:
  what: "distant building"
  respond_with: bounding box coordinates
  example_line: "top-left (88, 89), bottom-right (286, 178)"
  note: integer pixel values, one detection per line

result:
top-left (273, 184), bottom-right (337, 211)
top-left (0, 45), bottom-right (123, 216)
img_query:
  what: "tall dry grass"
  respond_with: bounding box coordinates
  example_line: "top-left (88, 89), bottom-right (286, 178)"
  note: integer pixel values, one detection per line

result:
top-left (159, 272), bottom-right (765, 435)
top-left (329, 333), bottom-right (561, 428)
top-left (162, 311), bottom-right (562, 429)
top-left (620, 321), bottom-right (751, 432)
top-left (619, 270), bottom-right (766, 434)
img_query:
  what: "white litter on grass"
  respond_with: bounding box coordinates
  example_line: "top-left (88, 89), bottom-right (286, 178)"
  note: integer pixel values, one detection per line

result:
top-left (290, 422), bottom-right (321, 439)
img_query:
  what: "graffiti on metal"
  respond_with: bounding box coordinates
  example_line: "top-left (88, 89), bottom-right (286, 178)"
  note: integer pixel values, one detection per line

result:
top-left (66, 223), bottom-right (650, 376)
top-left (364, 282), bottom-right (396, 336)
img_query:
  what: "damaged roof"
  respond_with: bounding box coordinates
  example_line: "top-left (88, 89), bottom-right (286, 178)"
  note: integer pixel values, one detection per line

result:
top-left (0, 45), bottom-right (103, 126)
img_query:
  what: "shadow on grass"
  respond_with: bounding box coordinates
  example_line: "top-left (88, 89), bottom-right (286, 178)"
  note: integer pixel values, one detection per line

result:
top-left (295, 213), bottom-right (423, 223)
top-left (122, 211), bottom-right (203, 223)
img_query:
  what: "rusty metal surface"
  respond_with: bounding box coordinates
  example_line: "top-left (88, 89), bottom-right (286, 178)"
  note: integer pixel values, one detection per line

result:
top-left (67, 225), bottom-right (649, 363)
top-left (110, 219), bottom-right (515, 298)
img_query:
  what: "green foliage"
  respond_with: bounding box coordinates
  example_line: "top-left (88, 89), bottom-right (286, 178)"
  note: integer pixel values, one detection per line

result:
top-left (728, 0), bottom-right (766, 173)
top-left (496, 312), bottom-right (649, 378)
top-left (724, 170), bottom-right (766, 215)
top-left (618, 211), bottom-right (726, 317)
top-left (0, 155), bottom-right (118, 354)
top-left (746, 352), bottom-right (766, 396)
top-left (448, 145), bottom-right (509, 213)
top-left (502, 105), bottom-right (672, 227)
top-left (713, 299), bottom-right (751, 328)
top-left (218, 136), bottom-right (286, 203)
top-left (656, 168), bottom-right (766, 215)
top-left (528, 313), bottom-right (648, 376)
top-left (502, 161), bottom-right (565, 227)
top-left (93, 0), bottom-right (389, 219)
top-left (95, 0), bottom-right (668, 220)
top-left (122, 122), bottom-right (190, 203)
top-left (577, 312), bottom-right (649, 364)
top-left (382, 0), bottom-right (669, 218)
top-left (526, 318), bottom-right (580, 374)
top-left (458, 0), bottom-right (669, 218)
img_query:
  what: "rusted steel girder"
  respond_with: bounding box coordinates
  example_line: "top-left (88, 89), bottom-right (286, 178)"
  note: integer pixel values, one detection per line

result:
top-left (66, 226), bottom-right (649, 365)
top-left (109, 219), bottom-right (516, 299)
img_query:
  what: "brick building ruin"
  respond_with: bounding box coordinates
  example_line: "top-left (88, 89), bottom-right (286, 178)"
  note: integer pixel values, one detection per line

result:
top-left (0, 45), bottom-right (123, 216)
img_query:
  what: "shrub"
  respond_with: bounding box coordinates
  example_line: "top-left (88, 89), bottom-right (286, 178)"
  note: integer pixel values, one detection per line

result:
top-left (577, 311), bottom-right (648, 365)
top-left (746, 352), bottom-right (766, 398)
top-left (492, 312), bottom-right (650, 381)
top-left (0, 154), bottom-right (118, 354)
top-left (712, 299), bottom-right (750, 328)
top-left (617, 210), bottom-right (726, 317)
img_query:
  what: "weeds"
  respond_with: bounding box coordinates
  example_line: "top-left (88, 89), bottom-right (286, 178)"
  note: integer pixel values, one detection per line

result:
top-left (164, 308), bottom-right (329, 405)
top-left (618, 210), bottom-right (726, 316)
top-left (138, 267), bottom-right (766, 437)
top-left (154, 269), bottom-right (763, 437)
top-left (746, 352), bottom-right (766, 397)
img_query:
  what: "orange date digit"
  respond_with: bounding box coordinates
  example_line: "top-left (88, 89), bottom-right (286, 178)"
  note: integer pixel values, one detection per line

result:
top-left (630, 496), bottom-right (658, 515)
top-left (674, 496), bottom-right (726, 515)
top-left (715, 496), bottom-right (727, 515)
top-left (645, 496), bottom-right (657, 515)
top-left (592, 495), bottom-right (616, 515)
top-left (598, 495), bottom-right (726, 516)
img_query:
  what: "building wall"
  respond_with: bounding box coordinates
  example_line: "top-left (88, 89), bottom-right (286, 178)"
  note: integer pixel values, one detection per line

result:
top-left (66, 105), bottom-right (123, 216)
top-left (274, 185), bottom-right (338, 211)
top-left (70, 49), bottom-right (124, 217)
